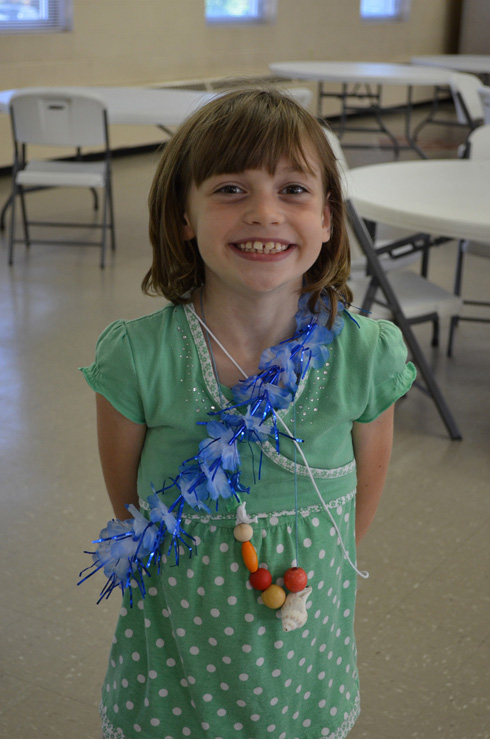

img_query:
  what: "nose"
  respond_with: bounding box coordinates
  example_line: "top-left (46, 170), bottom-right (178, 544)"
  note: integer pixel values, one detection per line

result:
top-left (243, 191), bottom-right (285, 226)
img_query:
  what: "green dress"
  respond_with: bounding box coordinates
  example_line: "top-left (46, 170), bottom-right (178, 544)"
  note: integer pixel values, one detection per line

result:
top-left (82, 303), bottom-right (415, 739)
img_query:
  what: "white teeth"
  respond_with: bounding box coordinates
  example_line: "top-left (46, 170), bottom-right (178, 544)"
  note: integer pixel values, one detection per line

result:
top-left (236, 241), bottom-right (289, 254)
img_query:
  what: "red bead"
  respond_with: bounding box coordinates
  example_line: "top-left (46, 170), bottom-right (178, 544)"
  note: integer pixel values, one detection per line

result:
top-left (249, 567), bottom-right (273, 591)
top-left (284, 567), bottom-right (308, 592)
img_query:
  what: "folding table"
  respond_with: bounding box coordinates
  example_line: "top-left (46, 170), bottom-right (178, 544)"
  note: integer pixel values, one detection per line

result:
top-left (411, 55), bottom-right (490, 84)
top-left (270, 61), bottom-right (454, 158)
top-left (346, 158), bottom-right (490, 440)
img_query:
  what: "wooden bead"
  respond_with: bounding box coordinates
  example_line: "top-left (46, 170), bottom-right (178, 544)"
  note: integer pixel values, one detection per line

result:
top-left (241, 541), bottom-right (258, 573)
top-left (261, 584), bottom-right (286, 609)
top-left (249, 567), bottom-right (272, 591)
top-left (233, 523), bottom-right (254, 542)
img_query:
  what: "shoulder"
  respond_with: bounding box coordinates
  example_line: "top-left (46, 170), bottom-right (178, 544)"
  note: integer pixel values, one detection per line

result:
top-left (338, 312), bottom-right (406, 360)
top-left (97, 303), bottom-right (183, 350)
top-left (336, 314), bottom-right (416, 422)
top-left (90, 302), bottom-right (185, 384)
top-left (115, 302), bottom-right (183, 335)
top-left (81, 304), bottom-right (186, 424)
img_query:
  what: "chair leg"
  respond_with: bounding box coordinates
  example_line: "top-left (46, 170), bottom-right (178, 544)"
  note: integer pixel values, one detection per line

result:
top-left (18, 187), bottom-right (31, 248)
top-left (100, 187), bottom-right (109, 269)
top-left (453, 240), bottom-right (466, 296)
top-left (107, 178), bottom-right (116, 252)
top-left (8, 185), bottom-right (17, 265)
top-left (430, 317), bottom-right (440, 347)
top-left (90, 187), bottom-right (99, 211)
top-left (447, 316), bottom-right (459, 357)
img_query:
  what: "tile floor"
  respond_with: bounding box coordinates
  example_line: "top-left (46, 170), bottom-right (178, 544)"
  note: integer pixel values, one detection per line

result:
top-left (0, 103), bottom-right (489, 739)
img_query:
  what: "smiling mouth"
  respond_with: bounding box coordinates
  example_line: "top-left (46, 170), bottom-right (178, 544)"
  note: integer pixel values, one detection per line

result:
top-left (233, 241), bottom-right (291, 254)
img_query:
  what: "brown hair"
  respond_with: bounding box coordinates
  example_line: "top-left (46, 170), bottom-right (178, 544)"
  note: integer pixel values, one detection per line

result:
top-left (144, 86), bottom-right (352, 324)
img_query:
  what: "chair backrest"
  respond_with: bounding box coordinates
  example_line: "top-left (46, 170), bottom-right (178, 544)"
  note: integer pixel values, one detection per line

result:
top-left (10, 89), bottom-right (108, 148)
top-left (322, 126), bottom-right (349, 172)
top-left (449, 73), bottom-right (484, 127)
top-left (466, 124), bottom-right (490, 161)
top-left (478, 86), bottom-right (490, 125)
top-left (287, 87), bottom-right (313, 110)
top-left (322, 125), bottom-right (351, 205)
top-left (320, 127), bottom-right (369, 267)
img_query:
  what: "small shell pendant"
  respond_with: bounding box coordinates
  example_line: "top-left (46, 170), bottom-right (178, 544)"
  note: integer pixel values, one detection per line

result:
top-left (280, 586), bottom-right (312, 632)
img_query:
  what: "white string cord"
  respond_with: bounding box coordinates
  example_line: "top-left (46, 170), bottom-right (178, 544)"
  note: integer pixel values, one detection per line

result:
top-left (189, 306), bottom-right (369, 579)
top-left (274, 414), bottom-right (368, 580)
top-left (191, 308), bottom-right (250, 380)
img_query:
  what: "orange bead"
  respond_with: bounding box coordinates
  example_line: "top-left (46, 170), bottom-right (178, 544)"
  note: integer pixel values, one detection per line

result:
top-left (241, 541), bottom-right (258, 573)
top-left (261, 584), bottom-right (286, 609)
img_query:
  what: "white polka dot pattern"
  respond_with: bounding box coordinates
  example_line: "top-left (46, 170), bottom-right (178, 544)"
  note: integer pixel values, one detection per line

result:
top-left (85, 303), bottom-right (416, 739)
top-left (99, 504), bottom-right (360, 739)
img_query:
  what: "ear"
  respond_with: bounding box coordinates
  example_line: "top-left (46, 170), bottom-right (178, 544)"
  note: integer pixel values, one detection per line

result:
top-left (182, 213), bottom-right (196, 241)
top-left (321, 199), bottom-right (332, 242)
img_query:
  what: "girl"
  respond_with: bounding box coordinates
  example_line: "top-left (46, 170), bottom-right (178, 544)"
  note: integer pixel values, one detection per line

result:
top-left (81, 87), bottom-right (415, 739)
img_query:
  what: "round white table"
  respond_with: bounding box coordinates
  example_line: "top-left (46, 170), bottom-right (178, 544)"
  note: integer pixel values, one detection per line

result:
top-left (270, 61), bottom-right (453, 87)
top-left (346, 159), bottom-right (490, 243)
top-left (411, 55), bottom-right (490, 83)
top-left (270, 61), bottom-right (454, 158)
top-left (344, 158), bottom-right (490, 441)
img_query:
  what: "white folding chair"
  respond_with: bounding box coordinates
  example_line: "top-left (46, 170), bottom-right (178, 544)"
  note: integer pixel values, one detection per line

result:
top-left (322, 128), bottom-right (460, 349)
top-left (287, 87), bottom-right (313, 110)
top-left (448, 124), bottom-right (490, 354)
top-left (323, 126), bottom-right (424, 272)
top-left (478, 86), bottom-right (490, 124)
top-left (448, 73), bottom-right (485, 131)
top-left (8, 89), bottom-right (116, 268)
top-left (322, 127), bottom-right (463, 357)
top-left (346, 201), bottom-right (462, 440)
top-left (349, 270), bottom-right (462, 350)
top-left (319, 129), bottom-right (462, 437)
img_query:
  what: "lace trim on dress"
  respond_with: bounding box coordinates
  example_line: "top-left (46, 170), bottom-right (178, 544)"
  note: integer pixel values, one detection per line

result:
top-left (139, 488), bottom-right (357, 520)
top-left (100, 693), bottom-right (360, 739)
top-left (100, 704), bottom-right (125, 739)
top-left (325, 693), bottom-right (360, 739)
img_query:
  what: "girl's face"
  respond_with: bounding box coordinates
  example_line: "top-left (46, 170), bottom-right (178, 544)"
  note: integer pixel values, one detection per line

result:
top-left (182, 144), bottom-right (331, 300)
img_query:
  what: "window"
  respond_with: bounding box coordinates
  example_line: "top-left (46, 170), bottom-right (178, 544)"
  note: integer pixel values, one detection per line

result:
top-left (0, 0), bottom-right (72, 34)
top-left (360, 0), bottom-right (410, 21)
top-left (205, 0), bottom-right (275, 24)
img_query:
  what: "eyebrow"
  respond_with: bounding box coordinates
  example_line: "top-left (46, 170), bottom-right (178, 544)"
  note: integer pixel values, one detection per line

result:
top-left (279, 164), bottom-right (318, 178)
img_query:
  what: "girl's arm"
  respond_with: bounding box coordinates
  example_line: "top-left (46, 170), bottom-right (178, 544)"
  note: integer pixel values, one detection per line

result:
top-left (352, 405), bottom-right (394, 544)
top-left (96, 393), bottom-right (147, 521)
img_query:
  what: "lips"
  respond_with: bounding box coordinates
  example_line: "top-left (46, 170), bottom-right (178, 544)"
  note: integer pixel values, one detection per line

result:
top-left (233, 241), bottom-right (290, 254)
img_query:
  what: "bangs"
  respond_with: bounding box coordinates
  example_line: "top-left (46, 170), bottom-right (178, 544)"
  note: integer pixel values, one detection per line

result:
top-left (184, 90), bottom-right (323, 187)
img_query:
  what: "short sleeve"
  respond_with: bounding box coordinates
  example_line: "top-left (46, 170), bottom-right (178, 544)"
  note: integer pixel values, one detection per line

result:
top-left (80, 320), bottom-right (146, 424)
top-left (355, 319), bottom-right (416, 424)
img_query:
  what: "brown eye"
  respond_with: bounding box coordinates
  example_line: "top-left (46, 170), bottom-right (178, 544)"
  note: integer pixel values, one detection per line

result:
top-left (216, 185), bottom-right (243, 194)
top-left (282, 184), bottom-right (308, 195)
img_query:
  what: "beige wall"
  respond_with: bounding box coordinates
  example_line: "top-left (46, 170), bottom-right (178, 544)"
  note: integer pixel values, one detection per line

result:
top-left (0, 0), bottom-right (460, 166)
top-left (459, 0), bottom-right (490, 53)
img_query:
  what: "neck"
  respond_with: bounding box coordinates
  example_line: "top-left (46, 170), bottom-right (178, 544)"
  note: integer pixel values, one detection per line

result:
top-left (193, 286), bottom-right (301, 386)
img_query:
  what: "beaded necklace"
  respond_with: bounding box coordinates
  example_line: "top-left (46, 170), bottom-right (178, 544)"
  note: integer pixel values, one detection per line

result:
top-left (197, 293), bottom-right (310, 630)
top-left (79, 292), bottom-right (368, 616)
